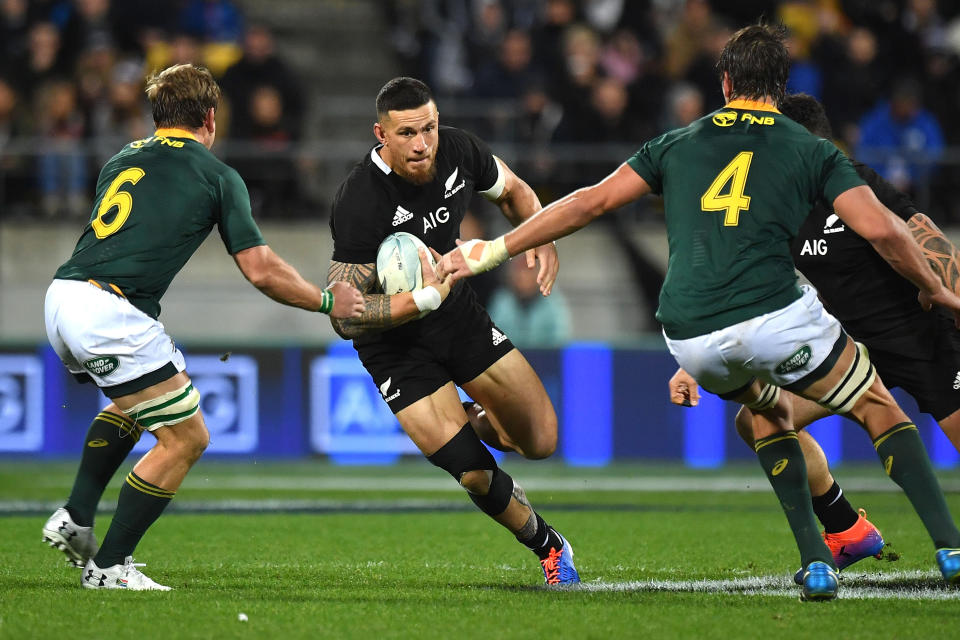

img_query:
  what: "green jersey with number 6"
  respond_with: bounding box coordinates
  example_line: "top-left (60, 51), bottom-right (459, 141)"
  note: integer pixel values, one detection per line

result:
top-left (54, 129), bottom-right (265, 319)
top-left (627, 100), bottom-right (865, 339)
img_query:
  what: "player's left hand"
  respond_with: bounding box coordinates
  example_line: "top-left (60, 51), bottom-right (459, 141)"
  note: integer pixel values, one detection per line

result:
top-left (919, 285), bottom-right (960, 328)
top-left (668, 368), bottom-right (700, 407)
top-left (525, 242), bottom-right (559, 296)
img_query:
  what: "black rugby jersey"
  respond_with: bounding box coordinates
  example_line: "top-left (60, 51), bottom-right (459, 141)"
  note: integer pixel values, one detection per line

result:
top-left (792, 160), bottom-right (936, 358)
top-left (330, 125), bottom-right (501, 344)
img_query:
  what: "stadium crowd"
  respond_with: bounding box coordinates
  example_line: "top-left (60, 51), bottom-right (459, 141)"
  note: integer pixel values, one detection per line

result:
top-left (2, 0), bottom-right (960, 221)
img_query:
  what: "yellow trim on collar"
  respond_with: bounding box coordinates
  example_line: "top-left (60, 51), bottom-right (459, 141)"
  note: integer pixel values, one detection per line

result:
top-left (153, 127), bottom-right (199, 141)
top-left (726, 99), bottom-right (780, 113)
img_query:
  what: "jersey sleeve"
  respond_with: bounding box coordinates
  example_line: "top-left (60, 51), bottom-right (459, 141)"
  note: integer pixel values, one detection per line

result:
top-left (626, 134), bottom-right (667, 195)
top-left (816, 140), bottom-right (866, 204)
top-left (216, 168), bottom-right (265, 254)
top-left (330, 176), bottom-right (384, 264)
top-left (455, 128), bottom-right (500, 193)
top-left (853, 161), bottom-right (918, 221)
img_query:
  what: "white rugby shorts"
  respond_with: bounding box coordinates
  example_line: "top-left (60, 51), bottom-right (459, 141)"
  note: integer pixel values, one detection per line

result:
top-left (664, 285), bottom-right (844, 396)
top-left (44, 279), bottom-right (186, 395)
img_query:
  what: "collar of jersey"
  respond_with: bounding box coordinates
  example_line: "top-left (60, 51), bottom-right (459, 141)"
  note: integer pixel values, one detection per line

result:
top-left (726, 99), bottom-right (780, 113)
top-left (154, 127), bottom-right (200, 141)
top-left (371, 145), bottom-right (392, 175)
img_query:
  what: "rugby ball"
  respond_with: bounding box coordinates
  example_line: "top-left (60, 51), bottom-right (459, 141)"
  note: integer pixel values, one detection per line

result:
top-left (376, 231), bottom-right (436, 294)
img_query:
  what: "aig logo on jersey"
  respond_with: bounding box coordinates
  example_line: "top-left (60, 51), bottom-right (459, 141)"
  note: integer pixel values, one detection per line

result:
top-left (0, 355), bottom-right (43, 452)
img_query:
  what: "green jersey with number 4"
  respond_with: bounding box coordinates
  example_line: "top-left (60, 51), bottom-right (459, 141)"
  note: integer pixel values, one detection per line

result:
top-left (54, 130), bottom-right (265, 319)
top-left (627, 100), bottom-right (865, 339)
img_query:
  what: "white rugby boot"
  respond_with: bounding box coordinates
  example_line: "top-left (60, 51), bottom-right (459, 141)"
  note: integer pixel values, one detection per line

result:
top-left (82, 556), bottom-right (171, 591)
top-left (42, 507), bottom-right (98, 568)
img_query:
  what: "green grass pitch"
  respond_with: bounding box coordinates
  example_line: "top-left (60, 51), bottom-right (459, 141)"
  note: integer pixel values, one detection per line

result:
top-left (1, 460), bottom-right (958, 639)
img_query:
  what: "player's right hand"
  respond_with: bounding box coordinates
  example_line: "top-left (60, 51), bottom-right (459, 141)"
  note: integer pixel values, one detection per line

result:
top-left (919, 285), bottom-right (960, 328)
top-left (328, 281), bottom-right (365, 319)
top-left (668, 368), bottom-right (700, 407)
top-left (420, 247), bottom-right (452, 302)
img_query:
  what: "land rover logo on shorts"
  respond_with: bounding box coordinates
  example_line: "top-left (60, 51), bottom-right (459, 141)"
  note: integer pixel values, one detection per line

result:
top-left (82, 356), bottom-right (120, 376)
top-left (775, 345), bottom-right (812, 375)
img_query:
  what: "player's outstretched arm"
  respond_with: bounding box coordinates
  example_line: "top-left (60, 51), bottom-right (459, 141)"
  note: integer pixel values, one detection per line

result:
top-left (833, 186), bottom-right (960, 324)
top-left (438, 164), bottom-right (651, 280)
top-left (489, 156), bottom-right (558, 296)
top-left (327, 248), bottom-right (451, 339)
top-left (233, 245), bottom-right (364, 318)
top-left (907, 213), bottom-right (960, 297)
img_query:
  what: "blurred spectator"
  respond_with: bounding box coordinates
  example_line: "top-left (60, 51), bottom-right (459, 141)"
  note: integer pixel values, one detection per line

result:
top-left (110, 0), bottom-right (175, 56)
top-left (420, 0), bottom-right (475, 95)
top-left (487, 255), bottom-right (571, 347)
top-left (179, 0), bottom-right (244, 75)
top-left (857, 77), bottom-right (945, 193)
top-left (599, 28), bottom-right (643, 85)
top-left (220, 24), bottom-right (304, 139)
top-left (784, 28), bottom-right (822, 98)
top-left (551, 23), bottom-right (602, 131)
top-left (819, 26), bottom-right (886, 146)
top-left (661, 82), bottom-right (704, 132)
top-left (663, 0), bottom-right (716, 80)
top-left (1, 0), bottom-right (32, 70)
top-left (11, 22), bottom-right (69, 100)
top-left (87, 59), bottom-right (152, 148)
top-left (472, 28), bottom-right (539, 99)
top-left (231, 86), bottom-right (302, 218)
top-left (59, 0), bottom-right (115, 60)
top-left (0, 75), bottom-right (32, 214)
top-left (530, 0), bottom-right (579, 88)
top-left (35, 80), bottom-right (87, 217)
top-left (683, 21), bottom-right (733, 112)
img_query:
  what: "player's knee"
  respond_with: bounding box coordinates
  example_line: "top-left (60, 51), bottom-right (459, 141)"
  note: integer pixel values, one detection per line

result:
top-left (427, 423), bottom-right (514, 516)
top-left (734, 406), bottom-right (755, 448)
top-left (521, 410), bottom-right (557, 460)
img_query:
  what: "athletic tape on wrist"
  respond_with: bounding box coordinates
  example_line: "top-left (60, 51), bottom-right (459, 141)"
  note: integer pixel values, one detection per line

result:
top-left (459, 236), bottom-right (508, 274)
top-left (412, 286), bottom-right (442, 312)
top-left (318, 289), bottom-right (334, 314)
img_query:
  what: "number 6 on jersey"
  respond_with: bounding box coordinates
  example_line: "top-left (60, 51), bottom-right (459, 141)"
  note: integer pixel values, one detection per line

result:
top-left (701, 151), bottom-right (753, 226)
top-left (92, 167), bottom-right (145, 239)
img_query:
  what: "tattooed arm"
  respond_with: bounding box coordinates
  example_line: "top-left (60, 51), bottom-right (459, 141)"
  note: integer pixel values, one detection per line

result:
top-left (908, 213), bottom-right (960, 296)
top-left (327, 254), bottom-right (451, 339)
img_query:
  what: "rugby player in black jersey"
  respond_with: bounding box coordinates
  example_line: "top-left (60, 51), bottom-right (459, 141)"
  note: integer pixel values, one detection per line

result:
top-left (669, 92), bottom-right (960, 580)
top-left (325, 77), bottom-right (578, 585)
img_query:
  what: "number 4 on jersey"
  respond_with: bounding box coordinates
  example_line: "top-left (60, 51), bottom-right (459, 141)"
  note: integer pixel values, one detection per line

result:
top-left (701, 151), bottom-right (753, 226)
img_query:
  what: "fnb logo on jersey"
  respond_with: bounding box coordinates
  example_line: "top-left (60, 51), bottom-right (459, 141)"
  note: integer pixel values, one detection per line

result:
top-left (0, 354), bottom-right (44, 452)
top-left (712, 111), bottom-right (737, 127)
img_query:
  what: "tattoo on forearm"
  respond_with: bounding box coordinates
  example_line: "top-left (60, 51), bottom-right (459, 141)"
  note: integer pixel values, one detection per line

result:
top-left (327, 261), bottom-right (397, 338)
top-left (908, 213), bottom-right (960, 295)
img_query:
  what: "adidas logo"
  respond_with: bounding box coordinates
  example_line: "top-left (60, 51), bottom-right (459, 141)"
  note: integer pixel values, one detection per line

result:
top-left (953, 371), bottom-right (960, 390)
top-left (392, 205), bottom-right (413, 227)
top-left (444, 167), bottom-right (465, 199)
top-left (492, 328), bottom-right (507, 346)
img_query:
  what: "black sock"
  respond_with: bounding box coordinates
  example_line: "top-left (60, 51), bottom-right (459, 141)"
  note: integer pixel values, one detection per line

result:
top-left (518, 512), bottom-right (563, 560)
top-left (874, 423), bottom-right (960, 549)
top-left (93, 471), bottom-right (174, 567)
top-left (812, 481), bottom-right (859, 534)
top-left (65, 411), bottom-right (141, 527)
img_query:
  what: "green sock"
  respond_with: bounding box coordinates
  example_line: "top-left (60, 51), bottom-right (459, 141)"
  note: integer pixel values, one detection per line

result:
top-left (65, 411), bottom-right (142, 527)
top-left (755, 432), bottom-right (834, 569)
top-left (93, 471), bottom-right (174, 567)
top-left (874, 423), bottom-right (960, 549)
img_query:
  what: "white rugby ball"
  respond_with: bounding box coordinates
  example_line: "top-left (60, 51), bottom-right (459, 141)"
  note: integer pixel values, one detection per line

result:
top-left (376, 231), bottom-right (436, 295)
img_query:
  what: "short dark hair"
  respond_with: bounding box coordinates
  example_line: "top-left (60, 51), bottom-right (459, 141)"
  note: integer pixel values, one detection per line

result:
top-left (716, 23), bottom-right (789, 106)
top-left (145, 64), bottom-right (220, 129)
top-left (376, 77), bottom-right (434, 120)
top-left (779, 93), bottom-right (833, 139)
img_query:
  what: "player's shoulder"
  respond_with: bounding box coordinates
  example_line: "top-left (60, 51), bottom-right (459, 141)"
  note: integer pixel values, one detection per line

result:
top-left (332, 149), bottom-right (388, 215)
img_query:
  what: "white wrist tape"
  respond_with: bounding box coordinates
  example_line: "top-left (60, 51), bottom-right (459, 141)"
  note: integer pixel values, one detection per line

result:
top-left (412, 286), bottom-right (442, 312)
top-left (458, 236), bottom-right (508, 274)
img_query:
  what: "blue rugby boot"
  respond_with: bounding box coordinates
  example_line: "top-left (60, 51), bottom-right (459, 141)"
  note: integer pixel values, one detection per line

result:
top-left (540, 531), bottom-right (580, 586)
top-left (793, 509), bottom-right (886, 585)
top-left (936, 548), bottom-right (960, 584)
top-left (800, 561), bottom-right (839, 602)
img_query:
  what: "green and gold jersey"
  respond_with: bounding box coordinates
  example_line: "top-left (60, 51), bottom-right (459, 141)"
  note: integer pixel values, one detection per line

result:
top-left (55, 128), bottom-right (265, 319)
top-left (627, 99), bottom-right (865, 339)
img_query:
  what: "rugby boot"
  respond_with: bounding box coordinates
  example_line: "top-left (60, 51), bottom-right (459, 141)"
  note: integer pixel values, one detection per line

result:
top-left (42, 507), bottom-right (98, 568)
top-left (800, 561), bottom-right (839, 602)
top-left (793, 509), bottom-right (885, 584)
top-left (936, 548), bottom-right (960, 584)
top-left (539, 530), bottom-right (580, 586)
top-left (82, 556), bottom-right (171, 591)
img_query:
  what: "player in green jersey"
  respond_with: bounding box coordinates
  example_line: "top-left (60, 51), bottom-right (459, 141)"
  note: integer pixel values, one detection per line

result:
top-left (438, 23), bottom-right (960, 599)
top-left (41, 64), bottom-right (364, 590)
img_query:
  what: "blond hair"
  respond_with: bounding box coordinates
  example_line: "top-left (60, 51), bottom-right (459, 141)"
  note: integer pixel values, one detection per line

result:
top-left (145, 64), bottom-right (221, 129)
